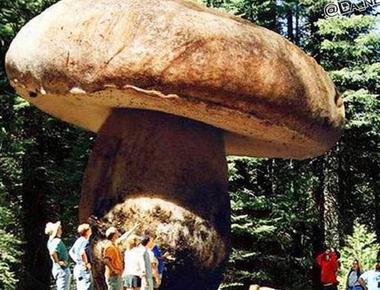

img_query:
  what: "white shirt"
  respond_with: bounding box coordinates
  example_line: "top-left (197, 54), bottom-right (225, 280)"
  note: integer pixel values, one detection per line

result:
top-left (348, 271), bottom-right (360, 287)
top-left (360, 270), bottom-right (380, 290)
top-left (123, 247), bottom-right (145, 276)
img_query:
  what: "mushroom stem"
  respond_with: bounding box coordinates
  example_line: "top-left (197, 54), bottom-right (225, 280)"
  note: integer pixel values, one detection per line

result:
top-left (79, 109), bottom-right (231, 290)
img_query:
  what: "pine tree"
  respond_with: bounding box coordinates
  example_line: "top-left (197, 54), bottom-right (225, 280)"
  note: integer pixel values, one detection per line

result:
top-left (338, 222), bottom-right (380, 290)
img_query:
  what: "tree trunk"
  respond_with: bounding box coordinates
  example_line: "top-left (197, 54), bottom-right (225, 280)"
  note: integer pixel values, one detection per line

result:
top-left (373, 168), bottom-right (380, 242)
top-left (336, 142), bottom-right (353, 244)
top-left (287, 7), bottom-right (294, 41)
top-left (80, 109), bottom-right (231, 290)
top-left (20, 147), bottom-right (50, 290)
top-left (257, 160), bottom-right (275, 196)
top-left (295, 1), bottom-right (300, 45)
top-left (311, 157), bottom-right (326, 290)
top-left (308, 5), bottom-right (324, 62)
top-left (268, 0), bottom-right (278, 32)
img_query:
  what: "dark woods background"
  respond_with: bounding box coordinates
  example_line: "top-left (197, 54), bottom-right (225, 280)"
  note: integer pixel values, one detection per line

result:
top-left (0, 0), bottom-right (379, 289)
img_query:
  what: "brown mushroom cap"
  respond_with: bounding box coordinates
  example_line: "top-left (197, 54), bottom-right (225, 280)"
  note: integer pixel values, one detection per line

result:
top-left (5, 0), bottom-right (344, 159)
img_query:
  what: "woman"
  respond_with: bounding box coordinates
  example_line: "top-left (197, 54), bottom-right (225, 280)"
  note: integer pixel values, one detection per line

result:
top-left (123, 235), bottom-right (144, 290)
top-left (346, 259), bottom-right (363, 290)
top-left (45, 221), bottom-right (71, 290)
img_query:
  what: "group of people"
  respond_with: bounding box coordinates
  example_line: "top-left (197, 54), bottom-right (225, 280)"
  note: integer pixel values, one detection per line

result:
top-left (316, 247), bottom-right (380, 290)
top-left (45, 221), bottom-right (164, 290)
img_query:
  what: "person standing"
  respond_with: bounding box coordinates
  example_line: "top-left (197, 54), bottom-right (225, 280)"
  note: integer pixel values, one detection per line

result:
top-left (123, 235), bottom-right (144, 290)
top-left (316, 247), bottom-right (339, 290)
top-left (103, 227), bottom-right (124, 290)
top-left (147, 235), bottom-right (164, 289)
top-left (139, 236), bottom-right (154, 290)
top-left (346, 259), bottom-right (363, 290)
top-left (45, 221), bottom-right (71, 290)
top-left (69, 223), bottom-right (94, 290)
top-left (358, 258), bottom-right (380, 290)
top-left (103, 223), bottom-right (139, 290)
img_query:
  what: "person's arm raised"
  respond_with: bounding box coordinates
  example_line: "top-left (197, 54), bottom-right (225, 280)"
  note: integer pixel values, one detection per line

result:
top-left (117, 223), bottom-right (139, 243)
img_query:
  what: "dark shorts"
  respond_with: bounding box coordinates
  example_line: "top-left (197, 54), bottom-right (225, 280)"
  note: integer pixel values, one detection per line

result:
top-left (323, 285), bottom-right (337, 290)
top-left (124, 275), bottom-right (141, 288)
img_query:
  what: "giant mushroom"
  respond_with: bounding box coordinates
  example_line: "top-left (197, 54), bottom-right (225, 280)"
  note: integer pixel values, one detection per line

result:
top-left (5, 0), bottom-right (344, 289)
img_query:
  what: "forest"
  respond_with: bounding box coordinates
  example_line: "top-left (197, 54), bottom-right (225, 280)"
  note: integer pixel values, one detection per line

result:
top-left (0, 0), bottom-right (379, 289)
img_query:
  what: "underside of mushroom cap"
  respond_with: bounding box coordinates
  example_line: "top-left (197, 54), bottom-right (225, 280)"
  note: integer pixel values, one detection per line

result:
top-left (5, 0), bottom-right (345, 159)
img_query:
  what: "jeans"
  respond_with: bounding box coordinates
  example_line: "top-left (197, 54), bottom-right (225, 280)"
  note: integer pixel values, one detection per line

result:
top-left (74, 264), bottom-right (93, 290)
top-left (52, 265), bottom-right (71, 290)
top-left (106, 275), bottom-right (123, 290)
top-left (141, 277), bottom-right (154, 290)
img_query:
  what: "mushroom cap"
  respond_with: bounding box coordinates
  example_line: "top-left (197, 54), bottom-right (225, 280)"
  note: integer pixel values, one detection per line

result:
top-left (5, 0), bottom-right (344, 159)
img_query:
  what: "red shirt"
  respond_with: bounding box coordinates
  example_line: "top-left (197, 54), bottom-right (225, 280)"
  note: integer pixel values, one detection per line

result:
top-left (316, 252), bottom-right (338, 284)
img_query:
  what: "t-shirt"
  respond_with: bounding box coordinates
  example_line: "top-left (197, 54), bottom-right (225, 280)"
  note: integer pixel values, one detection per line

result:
top-left (47, 238), bottom-right (69, 264)
top-left (124, 246), bottom-right (153, 278)
top-left (347, 270), bottom-right (361, 287)
top-left (123, 247), bottom-right (145, 276)
top-left (103, 241), bottom-right (123, 277)
top-left (360, 270), bottom-right (380, 290)
top-left (70, 236), bottom-right (93, 265)
top-left (152, 245), bottom-right (164, 274)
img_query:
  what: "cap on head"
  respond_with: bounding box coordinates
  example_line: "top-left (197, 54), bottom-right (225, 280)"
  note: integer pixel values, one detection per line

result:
top-left (105, 226), bottom-right (118, 239)
top-left (5, 0), bottom-right (344, 160)
top-left (45, 221), bottom-right (61, 238)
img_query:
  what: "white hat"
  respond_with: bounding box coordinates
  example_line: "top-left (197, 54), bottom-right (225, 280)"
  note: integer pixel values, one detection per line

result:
top-left (105, 226), bottom-right (118, 239)
top-left (45, 221), bottom-right (61, 238)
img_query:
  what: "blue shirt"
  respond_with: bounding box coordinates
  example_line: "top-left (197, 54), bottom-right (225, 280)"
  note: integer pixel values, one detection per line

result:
top-left (70, 236), bottom-right (93, 265)
top-left (152, 245), bottom-right (164, 274)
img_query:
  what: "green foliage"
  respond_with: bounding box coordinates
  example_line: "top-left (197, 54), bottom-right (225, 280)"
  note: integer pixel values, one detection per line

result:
top-left (1, 0), bottom-right (91, 286)
top-left (317, 15), bottom-right (379, 69)
top-left (221, 158), bottom-right (320, 289)
top-left (313, 0), bottom-right (379, 245)
top-left (338, 222), bottom-right (380, 290)
top-left (343, 89), bottom-right (380, 133)
top-left (0, 182), bottom-right (22, 289)
top-left (329, 63), bottom-right (380, 93)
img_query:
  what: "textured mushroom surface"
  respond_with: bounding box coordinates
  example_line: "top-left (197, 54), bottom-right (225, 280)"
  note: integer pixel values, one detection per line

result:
top-left (79, 109), bottom-right (230, 290)
top-left (6, 0), bottom-right (344, 159)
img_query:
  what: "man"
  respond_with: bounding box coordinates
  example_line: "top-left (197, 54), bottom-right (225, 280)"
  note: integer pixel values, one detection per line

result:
top-left (70, 223), bottom-right (93, 290)
top-left (45, 221), bottom-right (71, 290)
top-left (139, 236), bottom-right (155, 290)
top-left (316, 247), bottom-right (339, 290)
top-left (103, 227), bottom-right (124, 290)
top-left (103, 224), bottom-right (139, 289)
top-left (358, 258), bottom-right (380, 290)
top-left (147, 235), bottom-right (164, 289)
